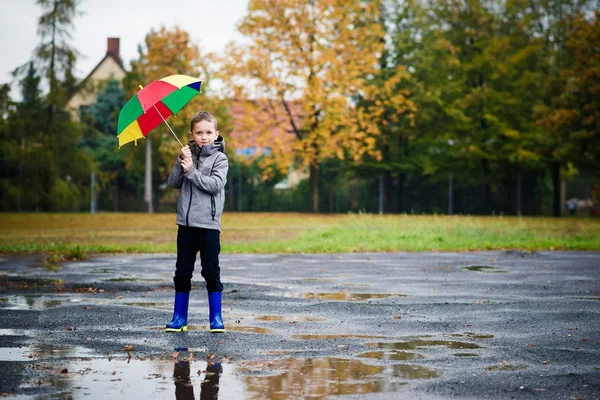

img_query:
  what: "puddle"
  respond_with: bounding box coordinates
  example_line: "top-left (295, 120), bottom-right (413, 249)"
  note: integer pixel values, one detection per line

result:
top-left (390, 364), bottom-right (442, 379)
top-left (454, 353), bottom-right (479, 357)
top-left (294, 334), bottom-right (385, 340)
top-left (450, 332), bottom-right (494, 340)
top-left (366, 340), bottom-right (482, 350)
top-left (255, 315), bottom-right (326, 322)
top-left (357, 350), bottom-right (424, 361)
top-left (23, 356), bottom-right (441, 398)
top-left (23, 358), bottom-right (240, 399)
top-left (104, 278), bottom-right (138, 282)
top-left (0, 329), bottom-right (35, 337)
top-left (464, 265), bottom-right (507, 273)
top-left (268, 291), bottom-right (406, 301)
top-left (487, 363), bottom-right (528, 371)
top-left (0, 295), bottom-right (75, 310)
top-left (188, 325), bottom-right (272, 334)
top-left (88, 268), bottom-right (118, 274)
top-left (0, 344), bottom-right (98, 362)
top-left (239, 357), bottom-right (439, 397)
top-left (302, 278), bottom-right (336, 282)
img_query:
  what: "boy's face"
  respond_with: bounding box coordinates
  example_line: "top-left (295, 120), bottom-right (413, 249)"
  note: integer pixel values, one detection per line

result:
top-left (189, 120), bottom-right (218, 148)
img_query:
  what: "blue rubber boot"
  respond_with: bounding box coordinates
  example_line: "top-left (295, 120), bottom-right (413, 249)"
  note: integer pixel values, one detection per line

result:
top-left (165, 292), bottom-right (189, 332)
top-left (208, 291), bottom-right (224, 333)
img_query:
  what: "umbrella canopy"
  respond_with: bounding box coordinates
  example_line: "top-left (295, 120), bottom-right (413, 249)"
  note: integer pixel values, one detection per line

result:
top-left (117, 74), bottom-right (203, 148)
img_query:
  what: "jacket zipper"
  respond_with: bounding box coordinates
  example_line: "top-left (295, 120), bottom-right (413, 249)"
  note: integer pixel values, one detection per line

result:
top-left (185, 182), bottom-right (193, 226)
top-left (185, 150), bottom-right (201, 226)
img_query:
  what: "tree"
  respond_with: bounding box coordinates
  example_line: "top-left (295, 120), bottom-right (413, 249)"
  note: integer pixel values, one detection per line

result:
top-left (5, 0), bottom-right (91, 211)
top-left (218, 0), bottom-right (412, 212)
top-left (530, 0), bottom-right (599, 215)
top-left (559, 12), bottom-right (600, 176)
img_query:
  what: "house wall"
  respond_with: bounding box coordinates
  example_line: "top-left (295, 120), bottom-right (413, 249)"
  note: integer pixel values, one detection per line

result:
top-left (66, 56), bottom-right (126, 121)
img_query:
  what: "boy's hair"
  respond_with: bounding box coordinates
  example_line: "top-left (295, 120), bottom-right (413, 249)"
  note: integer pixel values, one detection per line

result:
top-left (190, 111), bottom-right (218, 132)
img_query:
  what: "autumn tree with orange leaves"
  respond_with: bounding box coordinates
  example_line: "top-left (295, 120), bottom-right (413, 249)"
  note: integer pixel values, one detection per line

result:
top-left (217, 0), bottom-right (414, 212)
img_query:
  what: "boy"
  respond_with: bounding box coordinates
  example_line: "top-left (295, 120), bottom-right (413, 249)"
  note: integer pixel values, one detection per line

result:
top-left (165, 111), bottom-right (229, 333)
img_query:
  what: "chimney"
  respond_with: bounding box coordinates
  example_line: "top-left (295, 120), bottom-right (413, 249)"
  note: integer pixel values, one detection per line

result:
top-left (106, 37), bottom-right (122, 65)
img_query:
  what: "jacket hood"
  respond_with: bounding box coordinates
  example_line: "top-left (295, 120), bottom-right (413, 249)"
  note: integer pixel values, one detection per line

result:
top-left (188, 135), bottom-right (226, 158)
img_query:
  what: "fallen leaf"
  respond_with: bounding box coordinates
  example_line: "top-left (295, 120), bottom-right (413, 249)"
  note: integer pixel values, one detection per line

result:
top-left (542, 360), bottom-right (548, 364)
top-left (65, 327), bottom-right (73, 331)
top-left (393, 316), bottom-right (402, 319)
top-left (464, 324), bottom-right (472, 327)
top-left (111, 371), bottom-right (116, 375)
top-left (60, 368), bottom-right (69, 374)
top-left (123, 345), bottom-right (134, 352)
top-left (574, 346), bottom-right (581, 350)
top-left (117, 296), bottom-right (123, 300)
top-left (568, 327), bottom-right (577, 331)
top-left (529, 344), bottom-right (536, 347)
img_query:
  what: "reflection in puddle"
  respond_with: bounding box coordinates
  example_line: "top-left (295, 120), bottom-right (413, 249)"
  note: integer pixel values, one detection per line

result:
top-left (390, 364), bottom-right (442, 379)
top-left (294, 334), bottom-right (384, 340)
top-left (268, 291), bottom-right (406, 301)
top-left (0, 329), bottom-right (35, 337)
top-left (367, 340), bottom-right (482, 350)
top-left (454, 353), bottom-right (479, 357)
top-left (240, 357), bottom-right (439, 398)
top-left (0, 295), bottom-right (66, 310)
top-left (23, 356), bottom-right (438, 398)
top-left (357, 350), bottom-right (424, 361)
top-left (464, 265), bottom-right (507, 273)
top-left (25, 358), bottom-right (240, 399)
top-left (0, 344), bottom-right (98, 362)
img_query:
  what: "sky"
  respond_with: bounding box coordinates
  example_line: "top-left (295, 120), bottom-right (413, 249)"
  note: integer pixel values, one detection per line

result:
top-left (0, 0), bottom-right (249, 94)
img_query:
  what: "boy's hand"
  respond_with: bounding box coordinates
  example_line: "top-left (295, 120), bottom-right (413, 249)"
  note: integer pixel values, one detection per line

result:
top-left (180, 145), bottom-right (192, 160)
top-left (181, 156), bottom-right (193, 173)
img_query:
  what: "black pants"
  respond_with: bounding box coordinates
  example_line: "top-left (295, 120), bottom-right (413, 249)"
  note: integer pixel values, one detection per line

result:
top-left (174, 225), bottom-right (223, 293)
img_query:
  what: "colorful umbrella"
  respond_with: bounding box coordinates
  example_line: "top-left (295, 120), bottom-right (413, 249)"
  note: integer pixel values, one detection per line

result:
top-left (117, 74), bottom-right (203, 148)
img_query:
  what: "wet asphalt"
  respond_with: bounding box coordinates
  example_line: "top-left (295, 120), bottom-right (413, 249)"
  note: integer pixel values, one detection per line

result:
top-left (0, 251), bottom-right (599, 399)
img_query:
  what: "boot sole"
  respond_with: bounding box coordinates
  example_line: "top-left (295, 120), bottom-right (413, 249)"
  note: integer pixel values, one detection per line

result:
top-left (165, 326), bottom-right (188, 332)
top-left (209, 328), bottom-right (225, 333)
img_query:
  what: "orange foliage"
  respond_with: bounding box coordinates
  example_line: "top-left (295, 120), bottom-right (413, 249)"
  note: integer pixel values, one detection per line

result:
top-left (215, 0), bottom-right (414, 175)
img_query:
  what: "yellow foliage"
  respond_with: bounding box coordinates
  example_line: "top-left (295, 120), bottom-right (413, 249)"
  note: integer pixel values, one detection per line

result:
top-left (214, 0), bottom-right (414, 176)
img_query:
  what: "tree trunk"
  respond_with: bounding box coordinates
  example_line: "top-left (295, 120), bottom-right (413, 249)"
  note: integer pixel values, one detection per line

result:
top-left (516, 171), bottom-right (522, 216)
top-left (448, 172), bottom-right (454, 215)
top-left (114, 177), bottom-right (120, 212)
top-left (309, 162), bottom-right (319, 212)
top-left (144, 137), bottom-right (153, 213)
top-left (482, 160), bottom-right (492, 214)
top-left (552, 162), bottom-right (561, 217)
top-left (329, 183), bottom-right (335, 213)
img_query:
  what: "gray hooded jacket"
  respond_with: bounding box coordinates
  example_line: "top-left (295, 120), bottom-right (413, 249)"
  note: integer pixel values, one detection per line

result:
top-left (167, 136), bottom-right (229, 231)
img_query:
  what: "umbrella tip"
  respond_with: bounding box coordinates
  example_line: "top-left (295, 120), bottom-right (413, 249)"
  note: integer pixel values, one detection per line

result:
top-left (138, 84), bottom-right (143, 90)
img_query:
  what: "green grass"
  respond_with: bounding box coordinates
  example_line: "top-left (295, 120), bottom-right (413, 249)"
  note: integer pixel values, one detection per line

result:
top-left (0, 213), bottom-right (599, 261)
